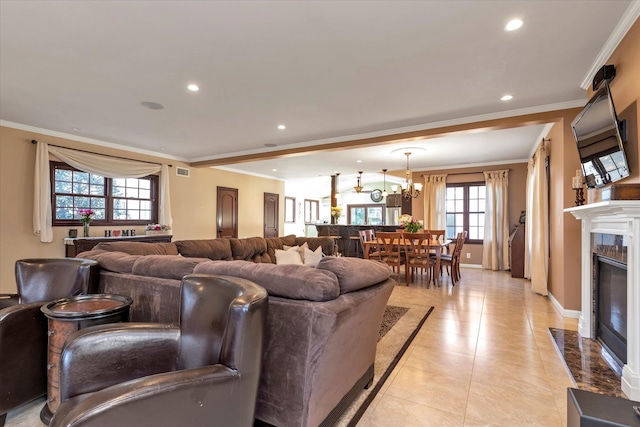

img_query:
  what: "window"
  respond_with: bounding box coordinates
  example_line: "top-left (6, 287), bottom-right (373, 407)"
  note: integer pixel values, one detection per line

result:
top-left (284, 197), bottom-right (296, 223)
top-left (347, 204), bottom-right (385, 225)
top-left (51, 162), bottom-right (158, 225)
top-left (304, 199), bottom-right (319, 224)
top-left (446, 183), bottom-right (486, 242)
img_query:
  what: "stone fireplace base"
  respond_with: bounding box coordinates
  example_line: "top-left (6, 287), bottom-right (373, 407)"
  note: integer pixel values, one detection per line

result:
top-left (566, 201), bottom-right (640, 400)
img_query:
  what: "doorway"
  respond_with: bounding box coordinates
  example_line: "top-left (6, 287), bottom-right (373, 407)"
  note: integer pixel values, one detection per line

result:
top-left (264, 192), bottom-right (279, 238)
top-left (217, 187), bottom-right (238, 238)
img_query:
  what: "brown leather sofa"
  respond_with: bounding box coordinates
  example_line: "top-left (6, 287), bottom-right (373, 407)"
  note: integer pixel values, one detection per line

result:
top-left (50, 274), bottom-right (268, 427)
top-left (76, 235), bottom-right (395, 427)
top-left (0, 258), bottom-right (98, 426)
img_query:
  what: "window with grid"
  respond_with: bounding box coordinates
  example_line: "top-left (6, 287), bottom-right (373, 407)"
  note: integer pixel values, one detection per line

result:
top-left (51, 162), bottom-right (158, 225)
top-left (347, 204), bottom-right (385, 225)
top-left (445, 183), bottom-right (485, 242)
top-left (304, 199), bottom-right (319, 224)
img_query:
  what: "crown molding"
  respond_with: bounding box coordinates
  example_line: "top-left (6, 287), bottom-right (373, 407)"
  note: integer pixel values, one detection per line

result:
top-left (0, 120), bottom-right (187, 162)
top-left (214, 165), bottom-right (286, 182)
top-left (580, 0), bottom-right (640, 90)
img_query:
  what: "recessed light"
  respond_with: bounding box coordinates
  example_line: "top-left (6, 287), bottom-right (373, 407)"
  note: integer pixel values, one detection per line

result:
top-left (505, 19), bottom-right (523, 31)
top-left (264, 143), bottom-right (277, 147)
top-left (160, 147), bottom-right (166, 151)
top-left (71, 127), bottom-right (81, 131)
top-left (277, 124), bottom-right (286, 130)
top-left (356, 160), bottom-right (362, 163)
top-left (272, 169), bottom-right (277, 172)
top-left (501, 94), bottom-right (513, 101)
top-left (187, 84), bottom-right (199, 91)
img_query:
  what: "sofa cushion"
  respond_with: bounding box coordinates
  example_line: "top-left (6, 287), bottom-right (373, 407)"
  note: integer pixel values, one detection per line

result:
top-left (131, 255), bottom-right (210, 280)
top-left (316, 256), bottom-right (391, 294)
top-left (77, 250), bottom-right (140, 273)
top-left (265, 235), bottom-right (297, 263)
top-left (302, 244), bottom-right (323, 267)
top-left (174, 239), bottom-right (233, 261)
top-left (193, 260), bottom-right (340, 302)
top-left (229, 237), bottom-right (271, 263)
top-left (93, 241), bottom-right (179, 255)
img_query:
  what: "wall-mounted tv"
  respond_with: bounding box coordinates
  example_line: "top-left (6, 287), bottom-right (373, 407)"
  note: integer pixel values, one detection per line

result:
top-left (571, 81), bottom-right (629, 189)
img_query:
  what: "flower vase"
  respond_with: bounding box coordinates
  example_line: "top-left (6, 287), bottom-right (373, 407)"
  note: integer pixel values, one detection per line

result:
top-left (83, 223), bottom-right (90, 238)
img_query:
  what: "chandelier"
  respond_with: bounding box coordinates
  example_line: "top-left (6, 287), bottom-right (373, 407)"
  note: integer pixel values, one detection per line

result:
top-left (391, 152), bottom-right (422, 199)
top-left (353, 171), bottom-right (364, 193)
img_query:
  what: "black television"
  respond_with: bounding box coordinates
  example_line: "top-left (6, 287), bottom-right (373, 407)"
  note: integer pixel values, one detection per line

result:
top-left (571, 81), bottom-right (629, 189)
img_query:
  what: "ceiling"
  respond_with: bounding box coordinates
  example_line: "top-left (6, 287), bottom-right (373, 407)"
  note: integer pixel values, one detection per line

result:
top-left (0, 0), bottom-right (637, 182)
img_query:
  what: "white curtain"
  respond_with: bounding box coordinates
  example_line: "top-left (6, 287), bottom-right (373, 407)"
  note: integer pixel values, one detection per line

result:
top-left (422, 174), bottom-right (447, 229)
top-left (525, 141), bottom-right (549, 295)
top-left (482, 170), bottom-right (509, 270)
top-left (34, 141), bottom-right (172, 243)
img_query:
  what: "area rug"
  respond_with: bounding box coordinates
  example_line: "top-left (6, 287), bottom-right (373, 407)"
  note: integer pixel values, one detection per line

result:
top-left (335, 304), bottom-right (434, 426)
top-left (548, 327), bottom-right (624, 398)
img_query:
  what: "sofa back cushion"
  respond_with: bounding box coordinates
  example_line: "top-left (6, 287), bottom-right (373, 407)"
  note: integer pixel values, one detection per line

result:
top-left (131, 255), bottom-right (210, 280)
top-left (193, 260), bottom-right (340, 302)
top-left (77, 250), bottom-right (140, 274)
top-left (174, 239), bottom-right (233, 261)
top-left (265, 234), bottom-right (297, 263)
top-left (93, 241), bottom-right (179, 255)
top-left (229, 237), bottom-right (271, 263)
top-left (316, 256), bottom-right (391, 294)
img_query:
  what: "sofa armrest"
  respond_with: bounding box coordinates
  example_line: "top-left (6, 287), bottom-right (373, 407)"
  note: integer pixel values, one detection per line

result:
top-left (59, 323), bottom-right (180, 401)
top-left (51, 366), bottom-right (243, 427)
top-left (0, 293), bottom-right (19, 310)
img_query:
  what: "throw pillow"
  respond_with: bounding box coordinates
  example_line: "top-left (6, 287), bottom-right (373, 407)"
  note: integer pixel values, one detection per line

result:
top-left (303, 245), bottom-right (324, 267)
top-left (275, 246), bottom-right (303, 265)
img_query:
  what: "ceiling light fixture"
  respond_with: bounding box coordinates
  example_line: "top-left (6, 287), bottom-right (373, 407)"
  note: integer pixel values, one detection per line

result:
top-left (187, 84), bottom-right (199, 91)
top-left (140, 101), bottom-right (164, 110)
top-left (354, 171), bottom-right (364, 193)
top-left (391, 152), bottom-right (422, 199)
top-left (277, 124), bottom-right (286, 130)
top-left (505, 19), bottom-right (523, 31)
top-left (381, 169), bottom-right (388, 197)
top-left (335, 172), bottom-right (341, 202)
top-left (501, 94), bottom-right (513, 101)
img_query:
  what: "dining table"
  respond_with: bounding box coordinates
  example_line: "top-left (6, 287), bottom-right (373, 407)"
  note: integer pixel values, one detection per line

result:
top-left (363, 237), bottom-right (452, 285)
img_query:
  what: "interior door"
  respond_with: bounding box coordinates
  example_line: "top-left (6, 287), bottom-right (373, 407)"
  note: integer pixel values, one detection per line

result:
top-left (217, 187), bottom-right (238, 238)
top-left (264, 192), bottom-right (279, 238)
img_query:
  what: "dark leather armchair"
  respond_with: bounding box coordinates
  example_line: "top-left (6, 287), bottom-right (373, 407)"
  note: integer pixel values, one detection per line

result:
top-left (0, 258), bottom-right (99, 426)
top-left (50, 274), bottom-right (268, 427)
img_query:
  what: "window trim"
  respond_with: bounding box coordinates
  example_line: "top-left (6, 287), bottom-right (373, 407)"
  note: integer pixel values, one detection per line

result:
top-left (346, 204), bottom-right (386, 225)
top-left (284, 196), bottom-right (296, 223)
top-left (304, 199), bottom-right (319, 224)
top-left (446, 182), bottom-right (485, 244)
top-left (50, 161), bottom-right (159, 226)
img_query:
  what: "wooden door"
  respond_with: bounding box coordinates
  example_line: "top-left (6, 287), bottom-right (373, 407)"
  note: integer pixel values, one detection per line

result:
top-left (217, 187), bottom-right (238, 238)
top-left (264, 192), bottom-right (279, 238)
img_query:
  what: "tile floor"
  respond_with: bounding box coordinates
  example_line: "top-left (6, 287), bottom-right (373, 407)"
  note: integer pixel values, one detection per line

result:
top-left (357, 267), bottom-right (579, 427)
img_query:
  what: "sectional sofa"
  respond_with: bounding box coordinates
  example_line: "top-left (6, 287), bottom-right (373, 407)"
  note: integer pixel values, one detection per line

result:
top-left (76, 235), bottom-right (395, 427)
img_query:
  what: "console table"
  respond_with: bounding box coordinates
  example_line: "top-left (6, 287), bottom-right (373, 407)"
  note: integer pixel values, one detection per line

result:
top-left (64, 234), bottom-right (173, 257)
top-left (40, 294), bottom-right (132, 424)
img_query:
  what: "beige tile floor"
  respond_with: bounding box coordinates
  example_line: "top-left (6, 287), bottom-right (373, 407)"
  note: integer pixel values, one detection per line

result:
top-left (358, 267), bottom-right (579, 427)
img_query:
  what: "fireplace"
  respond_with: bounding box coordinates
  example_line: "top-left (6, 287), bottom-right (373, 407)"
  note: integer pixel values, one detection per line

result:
top-left (566, 200), bottom-right (640, 400)
top-left (594, 254), bottom-right (627, 366)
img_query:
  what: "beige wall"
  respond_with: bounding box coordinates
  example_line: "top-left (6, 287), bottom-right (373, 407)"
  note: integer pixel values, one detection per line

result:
top-left (409, 163), bottom-right (528, 266)
top-left (0, 126), bottom-right (284, 293)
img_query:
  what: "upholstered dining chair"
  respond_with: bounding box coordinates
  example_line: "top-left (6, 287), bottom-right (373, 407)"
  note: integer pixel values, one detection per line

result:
top-left (50, 274), bottom-right (268, 427)
top-left (0, 258), bottom-right (98, 426)
top-left (403, 232), bottom-right (436, 284)
top-left (373, 231), bottom-right (406, 280)
top-left (440, 231), bottom-right (467, 284)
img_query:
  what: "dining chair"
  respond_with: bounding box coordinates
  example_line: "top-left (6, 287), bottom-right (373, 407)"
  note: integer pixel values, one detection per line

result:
top-left (402, 232), bottom-right (436, 284)
top-left (373, 232), bottom-right (406, 280)
top-left (358, 229), bottom-right (379, 259)
top-left (440, 231), bottom-right (467, 284)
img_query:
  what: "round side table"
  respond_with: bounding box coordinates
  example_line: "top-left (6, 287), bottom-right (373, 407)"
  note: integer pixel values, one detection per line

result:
top-left (39, 294), bottom-right (132, 425)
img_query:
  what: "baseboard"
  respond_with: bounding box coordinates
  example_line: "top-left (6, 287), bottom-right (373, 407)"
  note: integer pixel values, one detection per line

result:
top-left (548, 291), bottom-right (581, 318)
top-left (460, 263), bottom-right (482, 269)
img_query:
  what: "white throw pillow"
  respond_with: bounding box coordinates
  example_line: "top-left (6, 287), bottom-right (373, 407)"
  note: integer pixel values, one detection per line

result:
top-left (303, 245), bottom-right (324, 267)
top-left (275, 246), bottom-right (303, 265)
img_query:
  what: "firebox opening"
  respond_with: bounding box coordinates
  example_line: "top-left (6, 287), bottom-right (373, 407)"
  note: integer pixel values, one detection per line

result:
top-left (595, 254), bottom-right (627, 369)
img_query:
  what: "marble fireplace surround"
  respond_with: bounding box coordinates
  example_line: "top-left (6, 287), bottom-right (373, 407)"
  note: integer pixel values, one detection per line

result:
top-left (566, 200), bottom-right (640, 400)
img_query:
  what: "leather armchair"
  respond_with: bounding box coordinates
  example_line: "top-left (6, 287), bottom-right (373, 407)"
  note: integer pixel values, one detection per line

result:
top-left (50, 274), bottom-right (268, 427)
top-left (0, 258), bottom-right (99, 426)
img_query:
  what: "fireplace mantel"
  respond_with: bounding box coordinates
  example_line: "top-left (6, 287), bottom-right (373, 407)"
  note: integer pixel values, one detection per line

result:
top-left (565, 200), bottom-right (640, 400)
